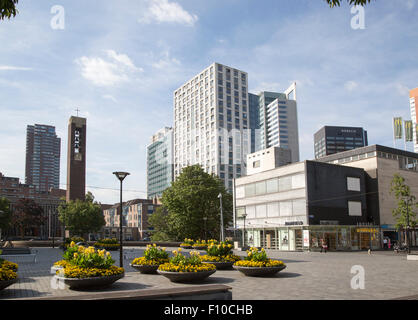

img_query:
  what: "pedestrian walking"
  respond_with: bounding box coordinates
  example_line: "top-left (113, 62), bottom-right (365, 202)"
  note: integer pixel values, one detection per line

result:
top-left (383, 238), bottom-right (388, 250)
top-left (320, 239), bottom-right (328, 253)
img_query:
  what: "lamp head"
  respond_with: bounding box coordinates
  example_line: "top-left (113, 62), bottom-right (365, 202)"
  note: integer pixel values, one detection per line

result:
top-left (113, 171), bottom-right (130, 181)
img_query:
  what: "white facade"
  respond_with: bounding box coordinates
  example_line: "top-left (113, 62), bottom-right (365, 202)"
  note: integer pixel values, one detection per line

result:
top-left (246, 146), bottom-right (292, 176)
top-left (235, 161), bottom-right (307, 230)
top-left (173, 62), bottom-right (251, 190)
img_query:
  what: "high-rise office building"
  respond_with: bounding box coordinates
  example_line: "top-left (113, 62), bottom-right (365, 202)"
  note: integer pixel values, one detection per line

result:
top-left (248, 93), bottom-right (261, 153)
top-left (173, 62), bottom-right (251, 191)
top-left (25, 124), bottom-right (61, 192)
top-left (314, 126), bottom-right (368, 159)
top-left (147, 127), bottom-right (174, 199)
top-left (256, 83), bottom-right (300, 163)
top-left (66, 116), bottom-right (87, 201)
top-left (410, 87), bottom-right (418, 153)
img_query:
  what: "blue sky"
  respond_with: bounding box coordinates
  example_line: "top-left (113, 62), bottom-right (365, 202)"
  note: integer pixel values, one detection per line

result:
top-left (1, 0), bottom-right (417, 204)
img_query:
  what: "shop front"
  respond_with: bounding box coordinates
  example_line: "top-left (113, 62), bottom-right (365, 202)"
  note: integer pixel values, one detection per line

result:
top-left (244, 225), bottom-right (381, 252)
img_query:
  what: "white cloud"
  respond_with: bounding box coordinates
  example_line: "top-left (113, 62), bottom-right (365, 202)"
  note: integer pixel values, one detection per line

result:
top-left (404, 0), bottom-right (415, 10)
top-left (344, 81), bottom-right (359, 92)
top-left (152, 50), bottom-right (181, 69)
top-left (139, 0), bottom-right (198, 26)
top-left (394, 83), bottom-right (410, 96)
top-left (75, 50), bottom-right (142, 87)
top-left (102, 94), bottom-right (118, 103)
top-left (0, 65), bottom-right (32, 71)
top-left (251, 81), bottom-right (281, 94)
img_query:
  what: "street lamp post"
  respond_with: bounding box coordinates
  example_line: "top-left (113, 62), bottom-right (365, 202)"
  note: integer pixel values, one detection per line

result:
top-left (406, 198), bottom-right (411, 254)
top-left (113, 171), bottom-right (130, 268)
top-left (0, 210), bottom-right (4, 241)
top-left (203, 217), bottom-right (207, 241)
top-left (218, 193), bottom-right (224, 242)
top-left (242, 213), bottom-right (247, 249)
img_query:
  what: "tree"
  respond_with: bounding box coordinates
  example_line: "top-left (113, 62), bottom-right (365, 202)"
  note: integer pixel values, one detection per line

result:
top-left (12, 198), bottom-right (45, 238)
top-left (151, 165), bottom-right (233, 242)
top-left (148, 207), bottom-right (172, 241)
top-left (0, 197), bottom-right (12, 239)
top-left (58, 192), bottom-right (105, 238)
top-left (390, 173), bottom-right (418, 249)
top-left (0, 0), bottom-right (19, 20)
top-left (325, 0), bottom-right (374, 7)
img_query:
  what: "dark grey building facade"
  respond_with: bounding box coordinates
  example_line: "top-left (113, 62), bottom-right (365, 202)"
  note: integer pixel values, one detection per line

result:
top-left (314, 126), bottom-right (368, 159)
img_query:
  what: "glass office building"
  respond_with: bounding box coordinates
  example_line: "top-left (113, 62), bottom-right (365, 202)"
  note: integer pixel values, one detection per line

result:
top-left (147, 127), bottom-right (174, 199)
top-left (314, 126), bottom-right (368, 159)
top-left (25, 124), bottom-right (61, 192)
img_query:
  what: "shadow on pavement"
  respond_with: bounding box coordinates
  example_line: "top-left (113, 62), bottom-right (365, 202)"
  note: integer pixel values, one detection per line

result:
top-left (69, 282), bottom-right (153, 293)
top-left (0, 288), bottom-right (46, 299)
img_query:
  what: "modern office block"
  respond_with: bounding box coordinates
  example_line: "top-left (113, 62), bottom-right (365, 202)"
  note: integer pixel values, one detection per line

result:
top-left (314, 126), bottom-right (368, 159)
top-left (25, 124), bottom-right (61, 192)
top-left (147, 127), bottom-right (174, 199)
top-left (256, 83), bottom-right (299, 163)
top-left (410, 88), bottom-right (418, 153)
top-left (173, 62), bottom-right (250, 191)
top-left (248, 92), bottom-right (261, 153)
top-left (235, 160), bottom-right (370, 251)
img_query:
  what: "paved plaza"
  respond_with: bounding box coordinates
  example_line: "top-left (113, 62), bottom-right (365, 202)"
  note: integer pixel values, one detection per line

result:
top-left (1, 247), bottom-right (418, 300)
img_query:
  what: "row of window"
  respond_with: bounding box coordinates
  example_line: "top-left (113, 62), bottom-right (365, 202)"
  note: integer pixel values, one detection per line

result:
top-left (236, 173), bottom-right (306, 198)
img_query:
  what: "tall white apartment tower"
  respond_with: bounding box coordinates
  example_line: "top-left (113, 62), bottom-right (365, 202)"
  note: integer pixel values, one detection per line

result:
top-left (173, 63), bottom-right (251, 191)
top-left (410, 88), bottom-right (418, 153)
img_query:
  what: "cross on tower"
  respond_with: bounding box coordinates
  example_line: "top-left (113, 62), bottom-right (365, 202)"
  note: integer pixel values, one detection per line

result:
top-left (75, 108), bottom-right (80, 117)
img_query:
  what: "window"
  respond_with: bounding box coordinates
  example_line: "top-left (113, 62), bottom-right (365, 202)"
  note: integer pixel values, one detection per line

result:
top-left (348, 201), bottom-right (362, 216)
top-left (253, 160), bottom-right (260, 168)
top-left (347, 177), bottom-right (360, 191)
top-left (255, 181), bottom-right (266, 195)
top-left (292, 174), bottom-right (305, 189)
top-left (266, 178), bottom-right (278, 193)
top-left (245, 184), bottom-right (256, 197)
top-left (278, 176), bottom-right (292, 192)
top-left (256, 204), bottom-right (267, 218)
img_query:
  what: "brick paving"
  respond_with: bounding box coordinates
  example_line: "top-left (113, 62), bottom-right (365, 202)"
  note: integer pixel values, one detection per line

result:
top-left (1, 247), bottom-right (417, 300)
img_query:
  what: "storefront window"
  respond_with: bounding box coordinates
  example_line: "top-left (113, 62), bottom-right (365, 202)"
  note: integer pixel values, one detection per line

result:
top-left (279, 230), bottom-right (289, 250)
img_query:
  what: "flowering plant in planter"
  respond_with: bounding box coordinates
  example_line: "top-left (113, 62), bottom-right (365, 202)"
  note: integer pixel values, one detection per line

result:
top-left (158, 249), bottom-right (216, 273)
top-left (201, 241), bottom-right (240, 262)
top-left (94, 238), bottom-right (120, 250)
top-left (0, 259), bottom-right (18, 272)
top-left (131, 244), bottom-right (169, 266)
top-left (0, 255), bottom-right (18, 290)
top-left (234, 247), bottom-right (285, 268)
top-left (64, 237), bottom-right (85, 248)
top-left (179, 238), bottom-right (194, 248)
top-left (55, 241), bottom-right (124, 278)
top-left (0, 268), bottom-right (17, 281)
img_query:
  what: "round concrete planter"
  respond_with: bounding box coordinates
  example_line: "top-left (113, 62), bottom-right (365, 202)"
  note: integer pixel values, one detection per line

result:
top-left (191, 246), bottom-right (207, 250)
top-left (233, 265), bottom-right (286, 277)
top-left (201, 261), bottom-right (234, 270)
top-left (54, 273), bottom-right (124, 289)
top-left (0, 278), bottom-right (18, 291)
top-left (130, 264), bottom-right (159, 274)
top-left (50, 265), bottom-right (64, 274)
top-left (157, 269), bottom-right (216, 283)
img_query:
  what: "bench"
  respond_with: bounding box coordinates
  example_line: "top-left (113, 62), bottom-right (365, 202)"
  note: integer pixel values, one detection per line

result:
top-left (22, 284), bottom-right (233, 300)
top-left (0, 248), bottom-right (37, 263)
